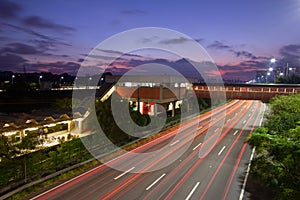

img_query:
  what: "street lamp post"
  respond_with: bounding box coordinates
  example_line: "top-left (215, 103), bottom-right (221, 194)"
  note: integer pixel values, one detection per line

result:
top-left (269, 58), bottom-right (276, 82)
top-left (88, 77), bottom-right (92, 89)
top-left (11, 75), bottom-right (15, 85)
top-left (38, 75), bottom-right (43, 86)
top-left (60, 76), bottom-right (64, 87)
top-left (268, 67), bottom-right (274, 82)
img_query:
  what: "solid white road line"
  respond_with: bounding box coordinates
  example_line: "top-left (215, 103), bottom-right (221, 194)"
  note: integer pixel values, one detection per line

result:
top-left (214, 128), bottom-right (219, 132)
top-left (197, 126), bottom-right (202, 130)
top-left (170, 140), bottom-right (180, 146)
top-left (227, 118), bottom-right (231, 122)
top-left (259, 118), bottom-right (263, 126)
top-left (193, 142), bottom-right (202, 151)
top-left (243, 120), bottom-right (246, 124)
top-left (185, 182), bottom-right (200, 200)
top-left (114, 167), bottom-right (135, 180)
top-left (146, 173), bottom-right (166, 191)
top-left (218, 146), bottom-right (226, 156)
top-left (259, 104), bottom-right (266, 126)
top-left (233, 130), bottom-right (238, 136)
top-left (239, 147), bottom-right (255, 200)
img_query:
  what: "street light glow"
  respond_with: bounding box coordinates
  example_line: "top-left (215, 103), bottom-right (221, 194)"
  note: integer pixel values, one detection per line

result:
top-left (270, 58), bottom-right (276, 63)
top-left (269, 67), bottom-right (273, 71)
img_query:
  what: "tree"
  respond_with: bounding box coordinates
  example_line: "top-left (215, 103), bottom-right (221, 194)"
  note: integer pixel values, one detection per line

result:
top-left (276, 74), bottom-right (300, 84)
top-left (247, 94), bottom-right (300, 199)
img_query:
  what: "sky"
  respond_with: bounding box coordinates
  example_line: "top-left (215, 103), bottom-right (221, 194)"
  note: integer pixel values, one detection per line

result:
top-left (0, 0), bottom-right (300, 81)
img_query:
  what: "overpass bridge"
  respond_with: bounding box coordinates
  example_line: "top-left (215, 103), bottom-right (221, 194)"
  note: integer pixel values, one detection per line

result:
top-left (111, 83), bottom-right (300, 103)
top-left (95, 75), bottom-right (300, 116)
top-left (101, 83), bottom-right (300, 117)
top-left (193, 83), bottom-right (300, 101)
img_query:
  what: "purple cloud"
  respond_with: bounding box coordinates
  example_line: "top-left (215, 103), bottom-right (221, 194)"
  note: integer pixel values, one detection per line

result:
top-left (121, 9), bottom-right (146, 15)
top-left (207, 41), bottom-right (231, 50)
top-left (159, 37), bottom-right (193, 45)
top-left (30, 61), bottom-right (80, 75)
top-left (279, 44), bottom-right (300, 62)
top-left (232, 50), bottom-right (258, 60)
top-left (0, 0), bottom-right (22, 19)
top-left (1, 43), bottom-right (42, 55)
top-left (0, 53), bottom-right (28, 71)
top-left (1, 22), bottom-right (72, 47)
top-left (22, 16), bottom-right (75, 32)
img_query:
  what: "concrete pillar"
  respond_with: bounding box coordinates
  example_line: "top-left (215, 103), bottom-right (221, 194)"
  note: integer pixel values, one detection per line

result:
top-left (137, 85), bottom-right (140, 111)
top-left (172, 101), bottom-right (175, 117)
top-left (185, 99), bottom-right (190, 112)
top-left (135, 101), bottom-right (141, 113)
top-left (74, 118), bottom-right (83, 134)
top-left (139, 102), bottom-right (144, 114)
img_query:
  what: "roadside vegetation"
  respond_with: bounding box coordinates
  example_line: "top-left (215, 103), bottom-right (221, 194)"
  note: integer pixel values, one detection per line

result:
top-left (247, 94), bottom-right (300, 199)
top-left (276, 74), bottom-right (300, 84)
top-left (0, 134), bottom-right (93, 194)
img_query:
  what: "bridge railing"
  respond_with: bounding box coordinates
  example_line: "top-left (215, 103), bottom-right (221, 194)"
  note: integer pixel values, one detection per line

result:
top-left (193, 85), bottom-right (300, 94)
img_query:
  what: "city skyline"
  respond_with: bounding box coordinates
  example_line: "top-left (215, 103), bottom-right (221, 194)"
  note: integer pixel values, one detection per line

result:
top-left (0, 0), bottom-right (300, 80)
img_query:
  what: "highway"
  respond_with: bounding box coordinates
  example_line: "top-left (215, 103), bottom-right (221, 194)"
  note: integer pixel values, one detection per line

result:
top-left (31, 100), bottom-right (266, 200)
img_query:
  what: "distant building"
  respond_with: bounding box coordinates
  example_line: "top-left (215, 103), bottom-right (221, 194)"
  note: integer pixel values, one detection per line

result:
top-left (255, 70), bottom-right (267, 83)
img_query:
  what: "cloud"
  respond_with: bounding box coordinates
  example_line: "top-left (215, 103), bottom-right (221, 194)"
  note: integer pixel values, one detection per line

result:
top-left (207, 40), bottom-right (231, 50)
top-left (140, 36), bottom-right (160, 44)
top-left (22, 16), bottom-right (75, 32)
top-left (0, 53), bottom-right (28, 71)
top-left (217, 58), bottom-right (269, 80)
top-left (280, 44), bottom-right (300, 55)
top-left (232, 50), bottom-right (258, 59)
top-left (121, 9), bottom-right (146, 15)
top-left (195, 38), bottom-right (205, 44)
top-left (94, 49), bottom-right (144, 60)
top-left (159, 37), bottom-right (193, 45)
top-left (77, 58), bottom-right (84, 63)
top-left (1, 43), bottom-right (42, 55)
top-left (0, 0), bottom-right (22, 19)
top-left (279, 44), bottom-right (300, 62)
top-left (1, 23), bottom-right (72, 47)
top-left (0, 41), bottom-right (73, 57)
top-left (2, 22), bottom-right (53, 41)
top-left (81, 53), bottom-right (119, 61)
top-left (207, 41), bottom-right (266, 61)
top-left (30, 61), bottom-right (80, 75)
top-left (96, 49), bottom-right (124, 55)
top-left (30, 39), bottom-right (68, 52)
top-left (0, 36), bottom-right (9, 41)
top-left (108, 57), bottom-right (201, 78)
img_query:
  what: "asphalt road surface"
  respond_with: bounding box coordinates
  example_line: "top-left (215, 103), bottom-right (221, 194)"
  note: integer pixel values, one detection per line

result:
top-left (31, 100), bottom-right (266, 200)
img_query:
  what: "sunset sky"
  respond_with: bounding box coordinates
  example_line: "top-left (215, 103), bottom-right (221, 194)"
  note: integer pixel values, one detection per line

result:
top-left (0, 0), bottom-right (300, 80)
